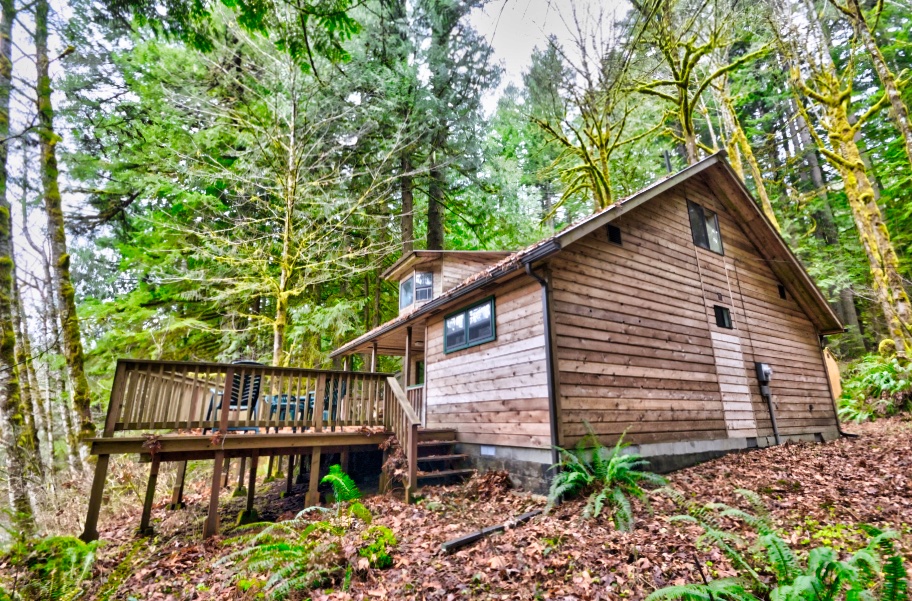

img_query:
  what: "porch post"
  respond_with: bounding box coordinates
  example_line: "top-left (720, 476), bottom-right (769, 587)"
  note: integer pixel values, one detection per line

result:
top-left (371, 341), bottom-right (378, 372)
top-left (404, 326), bottom-right (412, 388)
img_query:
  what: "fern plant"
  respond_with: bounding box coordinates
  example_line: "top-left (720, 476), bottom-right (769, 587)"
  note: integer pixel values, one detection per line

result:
top-left (547, 429), bottom-right (667, 530)
top-left (4, 535), bottom-right (99, 601)
top-left (653, 489), bottom-right (909, 601)
top-left (220, 466), bottom-right (393, 600)
top-left (839, 354), bottom-right (912, 422)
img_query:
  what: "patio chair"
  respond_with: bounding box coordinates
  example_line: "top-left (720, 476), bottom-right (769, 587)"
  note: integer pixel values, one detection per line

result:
top-left (205, 360), bottom-right (264, 433)
top-left (306, 376), bottom-right (347, 430)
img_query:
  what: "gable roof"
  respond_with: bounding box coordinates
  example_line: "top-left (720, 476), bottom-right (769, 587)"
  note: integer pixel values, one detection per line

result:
top-left (331, 152), bottom-right (843, 357)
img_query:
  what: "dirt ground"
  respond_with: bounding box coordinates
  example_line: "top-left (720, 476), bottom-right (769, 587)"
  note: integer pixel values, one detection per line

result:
top-left (43, 417), bottom-right (912, 599)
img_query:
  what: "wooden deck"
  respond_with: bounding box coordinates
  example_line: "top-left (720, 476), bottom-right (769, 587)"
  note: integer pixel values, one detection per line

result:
top-left (81, 359), bottom-right (421, 541)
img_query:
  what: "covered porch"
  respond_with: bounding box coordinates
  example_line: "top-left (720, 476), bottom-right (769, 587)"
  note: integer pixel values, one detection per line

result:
top-left (333, 318), bottom-right (428, 428)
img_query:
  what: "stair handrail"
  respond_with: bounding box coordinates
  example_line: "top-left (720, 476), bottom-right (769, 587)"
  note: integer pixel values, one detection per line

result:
top-left (386, 376), bottom-right (419, 500)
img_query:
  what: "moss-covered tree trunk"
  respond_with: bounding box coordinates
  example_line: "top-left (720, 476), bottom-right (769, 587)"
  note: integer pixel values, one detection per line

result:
top-left (836, 0), bottom-right (912, 167)
top-left (795, 67), bottom-right (912, 352)
top-left (400, 156), bottom-right (414, 253)
top-left (0, 0), bottom-right (36, 535)
top-left (13, 278), bottom-right (46, 481)
top-left (36, 0), bottom-right (94, 443)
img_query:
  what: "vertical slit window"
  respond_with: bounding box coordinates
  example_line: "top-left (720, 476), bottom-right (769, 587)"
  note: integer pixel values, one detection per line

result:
top-left (607, 224), bottom-right (622, 245)
top-left (399, 276), bottom-right (414, 309)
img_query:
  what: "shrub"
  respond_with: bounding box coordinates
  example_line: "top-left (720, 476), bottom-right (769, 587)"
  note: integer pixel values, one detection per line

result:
top-left (2, 535), bottom-right (99, 601)
top-left (221, 466), bottom-right (394, 600)
top-left (838, 354), bottom-right (912, 422)
top-left (547, 429), bottom-right (667, 529)
top-left (359, 526), bottom-right (397, 569)
top-left (650, 489), bottom-right (909, 601)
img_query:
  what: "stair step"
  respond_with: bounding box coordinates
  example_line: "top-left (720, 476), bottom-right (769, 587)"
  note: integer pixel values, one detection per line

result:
top-left (418, 440), bottom-right (456, 447)
top-left (417, 468), bottom-right (475, 480)
top-left (417, 454), bottom-right (467, 463)
top-left (418, 428), bottom-right (457, 442)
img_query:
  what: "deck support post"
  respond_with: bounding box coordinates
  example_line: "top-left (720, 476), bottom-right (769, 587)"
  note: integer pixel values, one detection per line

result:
top-left (404, 327), bottom-right (412, 389)
top-left (305, 448), bottom-right (321, 506)
top-left (264, 455), bottom-right (276, 482)
top-left (281, 454), bottom-right (295, 498)
top-left (203, 451), bottom-right (225, 538)
top-left (221, 458), bottom-right (231, 489)
top-left (238, 451), bottom-right (259, 525)
top-left (138, 455), bottom-right (161, 536)
top-left (232, 456), bottom-right (247, 497)
top-left (168, 461), bottom-right (187, 509)
top-left (340, 449), bottom-right (350, 472)
top-left (79, 454), bottom-right (111, 542)
top-left (295, 453), bottom-right (307, 484)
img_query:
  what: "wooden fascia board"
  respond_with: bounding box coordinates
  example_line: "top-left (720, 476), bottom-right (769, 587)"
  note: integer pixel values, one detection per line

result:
top-left (90, 432), bottom-right (384, 456)
top-left (703, 163), bottom-right (843, 335)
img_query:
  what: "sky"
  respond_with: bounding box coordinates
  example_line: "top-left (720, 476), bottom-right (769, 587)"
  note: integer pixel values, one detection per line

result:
top-left (469, 0), bottom-right (628, 112)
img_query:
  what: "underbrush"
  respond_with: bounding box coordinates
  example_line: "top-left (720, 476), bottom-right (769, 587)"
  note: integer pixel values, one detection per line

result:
top-left (838, 354), bottom-right (912, 422)
top-left (547, 429), bottom-right (667, 529)
top-left (219, 465), bottom-right (396, 600)
top-left (0, 535), bottom-right (98, 600)
top-left (651, 488), bottom-right (909, 601)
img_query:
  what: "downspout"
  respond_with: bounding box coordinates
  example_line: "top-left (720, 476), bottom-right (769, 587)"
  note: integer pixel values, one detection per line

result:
top-left (819, 333), bottom-right (859, 439)
top-left (524, 263), bottom-right (561, 467)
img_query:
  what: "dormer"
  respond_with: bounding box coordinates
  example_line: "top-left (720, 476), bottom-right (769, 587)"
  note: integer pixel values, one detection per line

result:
top-left (383, 251), bottom-right (513, 316)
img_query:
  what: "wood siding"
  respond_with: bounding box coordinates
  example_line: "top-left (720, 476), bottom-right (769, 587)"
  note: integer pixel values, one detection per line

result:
top-left (424, 277), bottom-right (551, 449)
top-left (552, 176), bottom-right (837, 447)
top-left (441, 256), bottom-right (501, 292)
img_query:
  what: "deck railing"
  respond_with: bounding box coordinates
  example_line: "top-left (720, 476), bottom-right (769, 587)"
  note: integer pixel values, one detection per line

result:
top-left (385, 377), bottom-right (420, 499)
top-left (405, 384), bottom-right (424, 425)
top-left (105, 359), bottom-right (394, 435)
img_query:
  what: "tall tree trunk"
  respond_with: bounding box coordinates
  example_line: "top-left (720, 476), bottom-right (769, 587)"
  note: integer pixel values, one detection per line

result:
top-left (0, 0), bottom-right (36, 534)
top-left (810, 93), bottom-right (912, 352)
top-left (13, 277), bottom-right (46, 482)
top-left (427, 147), bottom-right (445, 251)
top-left (400, 155), bottom-right (414, 253)
top-left (837, 0), bottom-right (912, 167)
top-left (718, 90), bottom-right (781, 231)
top-left (42, 289), bottom-right (80, 472)
top-left (36, 0), bottom-right (94, 442)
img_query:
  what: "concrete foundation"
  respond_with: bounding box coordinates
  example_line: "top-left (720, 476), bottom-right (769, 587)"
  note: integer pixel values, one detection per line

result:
top-left (456, 428), bottom-right (841, 492)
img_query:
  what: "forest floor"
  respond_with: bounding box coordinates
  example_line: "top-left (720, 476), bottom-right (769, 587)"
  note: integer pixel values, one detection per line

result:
top-left (26, 417), bottom-right (912, 600)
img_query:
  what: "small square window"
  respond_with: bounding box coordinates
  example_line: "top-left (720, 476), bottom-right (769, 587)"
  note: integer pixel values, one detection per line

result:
top-left (415, 272), bottom-right (434, 302)
top-left (606, 224), bottom-right (622, 245)
top-left (714, 305), bottom-right (733, 329)
top-left (687, 200), bottom-right (724, 254)
top-left (778, 284), bottom-right (787, 300)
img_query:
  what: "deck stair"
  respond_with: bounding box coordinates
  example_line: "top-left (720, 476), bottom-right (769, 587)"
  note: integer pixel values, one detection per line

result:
top-left (415, 428), bottom-right (474, 483)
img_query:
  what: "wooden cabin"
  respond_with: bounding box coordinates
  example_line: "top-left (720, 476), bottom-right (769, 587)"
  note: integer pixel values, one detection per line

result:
top-left (331, 153), bottom-right (844, 491)
top-left (80, 153), bottom-right (843, 541)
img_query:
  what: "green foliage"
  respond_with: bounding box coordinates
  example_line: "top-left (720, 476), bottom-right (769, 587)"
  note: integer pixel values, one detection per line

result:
top-left (322, 464), bottom-right (361, 503)
top-left (358, 526), bottom-right (397, 569)
top-left (646, 578), bottom-right (758, 601)
top-left (221, 468), bottom-right (393, 599)
top-left (547, 428), bottom-right (667, 530)
top-left (838, 355), bottom-right (912, 422)
top-left (653, 490), bottom-right (909, 601)
top-left (3, 536), bottom-right (99, 601)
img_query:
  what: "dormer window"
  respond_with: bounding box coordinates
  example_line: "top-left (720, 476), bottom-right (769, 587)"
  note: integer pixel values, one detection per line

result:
top-left (400, 277), bottom-right (414, 309)
top-left (400, 272), bottom-right (434, 309)
top-left (415, 272), bottom-right (433, 302)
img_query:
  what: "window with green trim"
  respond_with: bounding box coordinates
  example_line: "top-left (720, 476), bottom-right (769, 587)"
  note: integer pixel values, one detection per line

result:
top-left (444, 297), bottom-right (496, 352)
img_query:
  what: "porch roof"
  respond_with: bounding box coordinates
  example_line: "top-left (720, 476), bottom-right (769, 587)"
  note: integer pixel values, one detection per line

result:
top-left (331, 152), bottom-right (843, 358)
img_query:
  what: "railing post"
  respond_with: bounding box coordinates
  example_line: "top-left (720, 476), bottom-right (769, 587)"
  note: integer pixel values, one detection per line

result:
top-left (314, 373), bottom-right (326, 433)
top-left (406, 422), bottom-right (418, 503)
